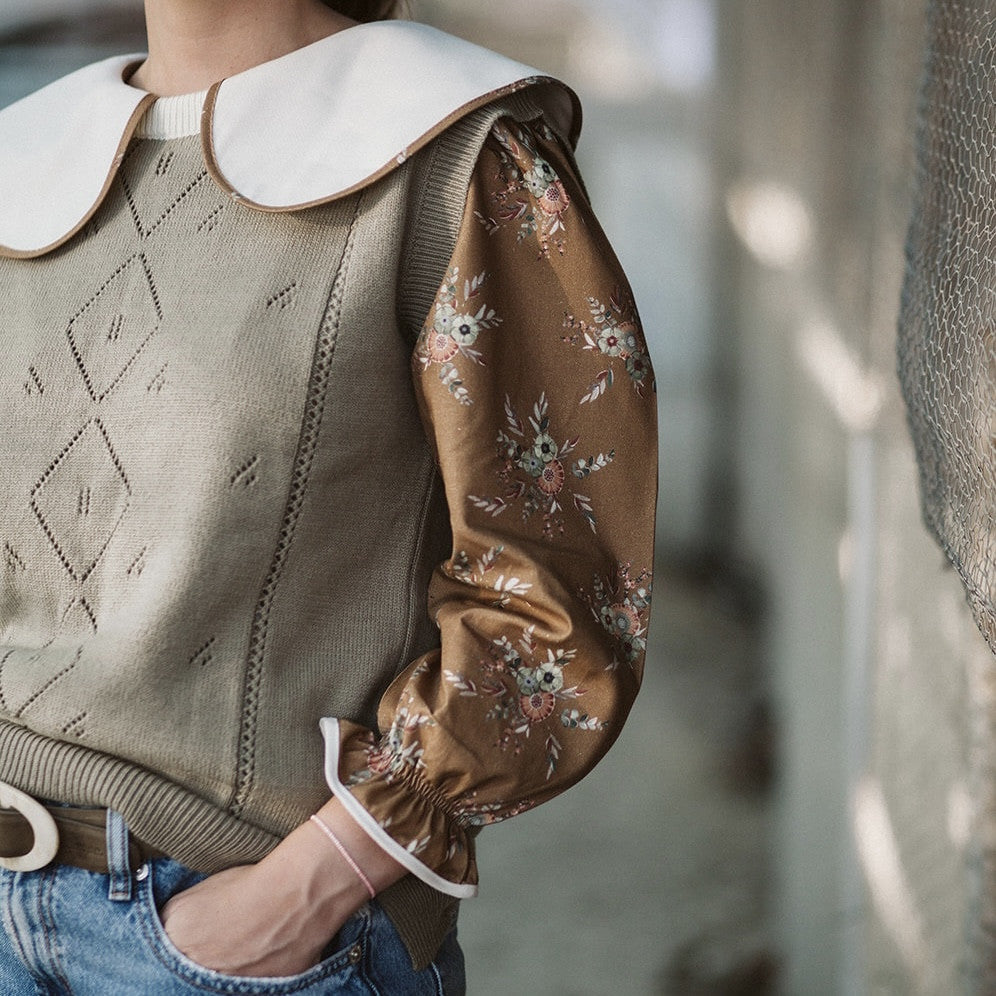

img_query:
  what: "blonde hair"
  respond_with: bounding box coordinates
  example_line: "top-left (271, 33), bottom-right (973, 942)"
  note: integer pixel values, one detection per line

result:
top-left (320, 0), bottom-right (409, 20)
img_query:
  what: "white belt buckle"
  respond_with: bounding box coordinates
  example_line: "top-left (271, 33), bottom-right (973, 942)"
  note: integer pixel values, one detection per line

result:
top-left (0, 781), bottom-right (59, 872)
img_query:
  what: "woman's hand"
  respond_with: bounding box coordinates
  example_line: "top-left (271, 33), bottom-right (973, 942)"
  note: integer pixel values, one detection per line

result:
top-left (160, 798), bottom-right (407, 978)
top-left (160, 861), bottom-right (338, 978)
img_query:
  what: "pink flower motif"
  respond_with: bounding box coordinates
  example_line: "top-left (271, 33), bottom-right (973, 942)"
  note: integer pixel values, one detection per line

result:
top-left (537, 459), bottom-right (566, 495)
top-left (537, 180), bottom-right (570, 217)
top-left (520, 692), bottom-right (557, 722)
top-left (608, 603), bottom-right (641, 636)
top-left (425, 331), bottom-right (459, 363)
top-left (367, 748), bottom-right (394, 776)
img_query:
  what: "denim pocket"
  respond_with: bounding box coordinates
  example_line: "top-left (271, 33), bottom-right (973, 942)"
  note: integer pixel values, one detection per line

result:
top-left (135, 859), bottom-right (373, 995)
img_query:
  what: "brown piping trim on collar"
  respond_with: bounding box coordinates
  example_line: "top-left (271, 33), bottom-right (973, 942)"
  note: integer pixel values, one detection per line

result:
top-left (0, 91), bottom-right (157, 260)
top-left (0, 71), bottom-right (580, 257)
top-left (198, 75), bottom-right (582, 214)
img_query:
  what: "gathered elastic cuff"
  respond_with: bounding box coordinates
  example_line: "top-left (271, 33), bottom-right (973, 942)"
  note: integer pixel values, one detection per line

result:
top-left (320, 717), bottom-right (478, 899)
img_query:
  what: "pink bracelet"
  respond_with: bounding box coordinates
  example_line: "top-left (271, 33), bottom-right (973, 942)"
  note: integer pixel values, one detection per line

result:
top-left (309, 814), bottom-right (377, 900)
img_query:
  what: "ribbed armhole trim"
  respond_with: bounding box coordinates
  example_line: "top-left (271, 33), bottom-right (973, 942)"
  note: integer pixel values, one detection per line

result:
top-left (136, 90), bottom-right (208, 140)
top-left (397, 92), bottom-right (549, 340)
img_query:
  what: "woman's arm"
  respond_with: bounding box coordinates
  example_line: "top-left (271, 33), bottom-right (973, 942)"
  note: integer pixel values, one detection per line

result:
top-left (326, 116), bottom-right (657, 890)
top-left (161, 116), bottom-right (656, 976)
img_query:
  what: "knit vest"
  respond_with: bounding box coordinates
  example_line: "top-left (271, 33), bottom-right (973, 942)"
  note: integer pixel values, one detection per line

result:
top-left (0, 90), bottom-right (552, 968)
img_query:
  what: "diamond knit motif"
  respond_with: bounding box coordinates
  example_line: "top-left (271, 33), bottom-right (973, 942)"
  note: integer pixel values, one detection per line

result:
top-left (120, 146), bottom-right (210, 239)
top-left (24, 142), bottom-right (200, 648)
top-left (10, 144), bottom-right (200, 691)
top-left (66, 254), bottom-right (161, 404)
top-left (31, 418), bottom-right (132, 585)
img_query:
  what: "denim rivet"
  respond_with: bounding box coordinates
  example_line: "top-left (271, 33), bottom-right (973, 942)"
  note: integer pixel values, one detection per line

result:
top-left (348, 943), bottom-right (362, 964)
top-left (135, 863), bottom-right (149, 882)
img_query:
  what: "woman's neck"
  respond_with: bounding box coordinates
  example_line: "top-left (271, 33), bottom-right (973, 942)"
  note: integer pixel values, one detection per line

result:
top-left (129, 0), bottom-right (354, 96)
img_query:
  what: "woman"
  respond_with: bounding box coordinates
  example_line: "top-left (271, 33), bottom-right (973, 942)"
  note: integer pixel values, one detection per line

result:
top-left (0, 0), bottom-right (657, 992)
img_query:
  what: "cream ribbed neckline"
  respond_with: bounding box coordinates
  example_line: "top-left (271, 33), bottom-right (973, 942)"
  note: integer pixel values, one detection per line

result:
top-left (135, 90), bottom-right (208, 140)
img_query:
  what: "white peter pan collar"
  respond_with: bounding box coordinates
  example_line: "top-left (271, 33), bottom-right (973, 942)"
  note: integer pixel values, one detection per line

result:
top-left (0, 20), bottom-right (579, 258)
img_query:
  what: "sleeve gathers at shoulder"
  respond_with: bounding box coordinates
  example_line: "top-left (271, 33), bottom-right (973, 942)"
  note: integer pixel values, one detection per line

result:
top-left (322, 116), bottom-right (658, 897)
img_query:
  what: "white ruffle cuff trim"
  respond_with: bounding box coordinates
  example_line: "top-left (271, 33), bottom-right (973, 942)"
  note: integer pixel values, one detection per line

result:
top-left (320, 717), bottom-right (478, 899)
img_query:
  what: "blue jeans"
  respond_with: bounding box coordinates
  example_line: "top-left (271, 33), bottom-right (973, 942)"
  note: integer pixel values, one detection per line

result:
top-left (0, 812), bottom-right (464, 994)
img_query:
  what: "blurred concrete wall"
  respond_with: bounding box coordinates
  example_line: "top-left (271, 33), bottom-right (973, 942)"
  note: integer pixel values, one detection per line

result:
top-left (718, 0), bottom-right (995, 991)
top-left (0, 3), bottom-right (145, 104)
top-left (0, 0), bottom-right (130, 33)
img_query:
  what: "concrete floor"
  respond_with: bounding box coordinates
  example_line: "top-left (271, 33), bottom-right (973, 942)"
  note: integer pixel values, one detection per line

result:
top-left (458, 558), bottom-right (775, 995)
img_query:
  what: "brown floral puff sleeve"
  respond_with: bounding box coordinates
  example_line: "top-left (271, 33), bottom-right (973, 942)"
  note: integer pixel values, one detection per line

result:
top-left (321, 117), bottom-right (658, 896)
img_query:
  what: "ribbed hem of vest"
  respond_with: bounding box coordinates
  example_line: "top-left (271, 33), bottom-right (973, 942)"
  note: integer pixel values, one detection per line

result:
top-left (0, 720), bottom-right (277, 872)
top-left (0, 719), bottom-right (458, 970)
top-left (376, 875), bottom-right (459, 972)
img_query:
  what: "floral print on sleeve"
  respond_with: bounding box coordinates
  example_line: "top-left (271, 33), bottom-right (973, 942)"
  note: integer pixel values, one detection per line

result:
top-left (414, 267), bottom-right (501, 405)
top-left (468, 392), bottom-right (614, 536)
top-left (562, 287), bottom-right (653, 403)
top-left (581, 563), bottom-right (654, 671)
top-left (474, 120), bottom-right (572, 257)
top-left (445, 626), bottom-right (603, 780)
top-left (326, 117), bottom-right (657, 896)
top-left (446, 545), bottom-right (533, 607)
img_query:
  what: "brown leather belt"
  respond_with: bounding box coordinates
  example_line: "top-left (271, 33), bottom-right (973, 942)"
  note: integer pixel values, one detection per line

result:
top-left (0, 805), bottom-right (164, 874)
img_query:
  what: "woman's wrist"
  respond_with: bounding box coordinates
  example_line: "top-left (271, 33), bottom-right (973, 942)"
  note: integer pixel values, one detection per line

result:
top-left (261, 796), bottom-right (407, 914)
top-left (308, 796), bottom-right (408, 896)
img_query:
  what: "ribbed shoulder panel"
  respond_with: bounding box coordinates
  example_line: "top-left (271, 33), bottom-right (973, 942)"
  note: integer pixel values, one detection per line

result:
top-left (397, 91), bottom-right (566, 339)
